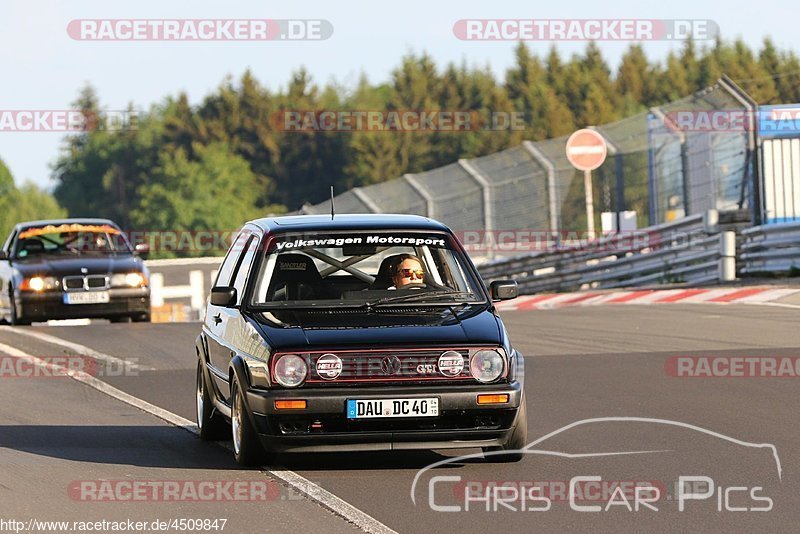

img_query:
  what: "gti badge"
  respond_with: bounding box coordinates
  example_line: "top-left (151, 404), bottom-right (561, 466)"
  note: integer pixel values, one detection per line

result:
top-left (416, 363), bottom-right (437, 374)
top-left (316, 353), bottom-right (342, 380)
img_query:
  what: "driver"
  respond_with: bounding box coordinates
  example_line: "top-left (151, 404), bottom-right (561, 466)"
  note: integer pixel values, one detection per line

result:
top-left (391, 254), bottom-right (426, 289)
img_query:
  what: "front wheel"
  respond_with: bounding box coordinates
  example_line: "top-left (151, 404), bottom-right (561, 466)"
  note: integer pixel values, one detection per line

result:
top-left (482, 399), bottom-right (527, 463)
top-left (231, 378), bottom-right (266, 466)
top-left (9, 293), bottom-right (30, 326)
top-left (196, 360), bottom-right (228, 440)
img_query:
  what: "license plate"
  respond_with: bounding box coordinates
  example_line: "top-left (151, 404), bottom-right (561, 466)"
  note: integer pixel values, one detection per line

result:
top-left (63, 291), bottom-right (110, 305)
top-left (346, 398), bottom-right (439, 419)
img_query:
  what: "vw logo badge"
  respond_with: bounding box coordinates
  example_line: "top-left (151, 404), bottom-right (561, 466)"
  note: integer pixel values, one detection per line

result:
top-left (380, 355), bottom-right (402, 375)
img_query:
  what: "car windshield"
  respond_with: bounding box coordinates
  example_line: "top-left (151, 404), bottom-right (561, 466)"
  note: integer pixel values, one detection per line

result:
top-left (13, 224), bottom-right (130, 258)
top-left (250, 231), bottom-right (486, 308)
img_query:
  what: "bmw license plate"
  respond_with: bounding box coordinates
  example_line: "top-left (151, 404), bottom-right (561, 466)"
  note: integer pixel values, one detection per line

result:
top-left (63, 291), bottom-right (111, 305)
top-left (346, 398), bottom-right (439, 419)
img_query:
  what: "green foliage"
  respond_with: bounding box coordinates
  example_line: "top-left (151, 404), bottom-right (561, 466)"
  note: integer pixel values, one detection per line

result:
top-left (42, 37), bottom-right (800, 252)
top-left (0, 157), bottom-right (67, 241)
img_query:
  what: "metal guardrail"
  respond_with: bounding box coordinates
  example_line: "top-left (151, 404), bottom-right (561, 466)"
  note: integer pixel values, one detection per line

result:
top-left (740, 222), bottom-right (800, 274)
top-left (478, 212), bottom-right (736, 293)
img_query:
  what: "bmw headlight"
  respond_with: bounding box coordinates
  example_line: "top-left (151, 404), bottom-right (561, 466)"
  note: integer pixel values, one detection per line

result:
top-left (111, 272), bottom-right (147, 288)
top-left (20, 276), bottom-right (57, 292)
top-left (273, 354), bottom-right (308, 388)
top-left (469, 349), bottom-right (505, 383)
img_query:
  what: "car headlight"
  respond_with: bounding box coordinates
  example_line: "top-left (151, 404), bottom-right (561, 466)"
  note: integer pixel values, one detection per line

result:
top-left (273, 354), bottom-right (308, 387)
top-left (111, 272), bottom-right (147, 288)
top-left (469, 349), bottom-right (505, 383)
top-left (20, 276), bottom-right (57, 292)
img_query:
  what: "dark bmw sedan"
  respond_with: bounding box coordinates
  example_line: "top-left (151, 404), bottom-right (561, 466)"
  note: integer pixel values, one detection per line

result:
top-left (195, 214), bottom-right (526, 466)
top-left (0, 219), bottom-right (151, 325)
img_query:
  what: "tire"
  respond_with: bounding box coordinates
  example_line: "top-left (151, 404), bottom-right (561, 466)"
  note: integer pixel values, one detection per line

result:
top-left (231, 378), bottom-right (266, 466)
top-left (196, 359), bottom-right (229, 440)
top-left (9, 292), bottom-right (30, 326)
top-left (482, 399), bottom-right (528, 463)
top-left (110, 316), bottom-right (131, 323)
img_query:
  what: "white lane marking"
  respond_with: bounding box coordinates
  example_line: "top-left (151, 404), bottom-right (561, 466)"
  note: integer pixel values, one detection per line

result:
top-left (0, 325), bottom-right (151, 372)
top-left (47, 319), bottom-right (92, 326)
top-left (0, 339), bottom-right (396, 534)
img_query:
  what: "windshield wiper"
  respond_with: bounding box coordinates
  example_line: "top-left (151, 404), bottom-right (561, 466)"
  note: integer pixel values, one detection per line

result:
top-left (365, 290), bottom-right (479, 308)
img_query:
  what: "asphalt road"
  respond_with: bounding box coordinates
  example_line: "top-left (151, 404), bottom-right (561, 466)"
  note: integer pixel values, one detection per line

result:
top-left (1, 303), bottom-right (798, 533)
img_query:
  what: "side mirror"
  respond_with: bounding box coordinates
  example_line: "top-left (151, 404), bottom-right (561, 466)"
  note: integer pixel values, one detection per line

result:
top-left (210, 286), bottom-right (237, 307)
top-left (0, 250), bottom-right (7, 260)
top-left (490, 280), bottom-right (518, 301)
top-left (134, 243), bottom-right (150, 260)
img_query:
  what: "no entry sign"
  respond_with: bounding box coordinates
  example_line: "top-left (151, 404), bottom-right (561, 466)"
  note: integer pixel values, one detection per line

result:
top-left (565, 128), bottom-right (607, 171)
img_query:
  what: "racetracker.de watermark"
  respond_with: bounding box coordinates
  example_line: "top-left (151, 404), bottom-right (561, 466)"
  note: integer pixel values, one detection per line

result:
top-left (0, 110), bottom-right (137, 132)
top-left (453, 19), bottom-right (719, 41)
top-left (0, 355), bottom-right (138, 378)
top-left (67, 19), bottom-right (333, 41)
top-left (68, 480), bottom-right (304, 502)
top-left (665, 356), bottom-right (800, 378)
top-left (272, 110), bottom-right (526, 132)
top-left (455, 230), bottom-right (661, 253)
top-left (659, 108), bottom-right (800, 134)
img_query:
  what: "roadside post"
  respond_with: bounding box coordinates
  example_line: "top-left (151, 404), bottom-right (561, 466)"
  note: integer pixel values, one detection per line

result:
top-left (566, 128), bottom-right (608, 239)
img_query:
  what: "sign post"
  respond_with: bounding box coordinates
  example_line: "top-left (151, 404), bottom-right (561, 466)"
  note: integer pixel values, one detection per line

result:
top-left (565, 128), bottom-right (608, 238)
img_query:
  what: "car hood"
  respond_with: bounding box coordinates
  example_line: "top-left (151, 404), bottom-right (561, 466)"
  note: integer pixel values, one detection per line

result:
top-left (249, 305), bottom-right (502, 349)
top-left (13, 255), bottom-right (144, 277)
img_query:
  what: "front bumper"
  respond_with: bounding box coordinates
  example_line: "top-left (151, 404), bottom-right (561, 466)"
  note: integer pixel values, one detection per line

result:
top-left (244, 381), bottom-right (524, 453)
top-left (17, 288), bottom-right (150, 321)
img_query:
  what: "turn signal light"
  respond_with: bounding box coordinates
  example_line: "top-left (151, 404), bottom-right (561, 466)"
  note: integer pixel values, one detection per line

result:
top-left (275, 400), bottom-right (307, 410)
top-left (477, 394), bottom-right (509, 405)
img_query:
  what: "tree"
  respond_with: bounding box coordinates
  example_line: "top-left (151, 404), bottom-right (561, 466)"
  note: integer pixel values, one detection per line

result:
top-left (130, 142), bottom-right (268, 256)
top-left (617, 45), bottom-right (661, 112)
top-left (759, 39), bottom-right (800, 103)
top-left (0, 157), bottom-right (66, 240)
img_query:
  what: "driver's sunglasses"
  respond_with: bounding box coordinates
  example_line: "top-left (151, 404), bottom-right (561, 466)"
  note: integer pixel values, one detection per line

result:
top-left (398, 268), bottom-right (424, 279)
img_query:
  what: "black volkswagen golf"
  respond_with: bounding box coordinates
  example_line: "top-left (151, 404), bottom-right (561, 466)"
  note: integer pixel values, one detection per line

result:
top-left (195, 214), bottom-right (526, 465)
top-left (0, 219), bottom-right (151, 325)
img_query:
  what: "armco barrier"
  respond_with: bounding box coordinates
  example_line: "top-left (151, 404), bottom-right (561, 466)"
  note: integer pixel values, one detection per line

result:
top-left (478, 212), bottom-right (737, 293)
top-left (740, 222), bottom-right (800, 274)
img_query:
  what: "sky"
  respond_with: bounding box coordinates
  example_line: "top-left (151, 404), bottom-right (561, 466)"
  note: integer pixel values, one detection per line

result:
top-left (0, 0), bottom-right (796, 190)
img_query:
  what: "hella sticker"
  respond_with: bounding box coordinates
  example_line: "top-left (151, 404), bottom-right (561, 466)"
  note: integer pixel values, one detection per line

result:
top-left (438, 351), bottom-right (465, 377)
top-left (316, 353), bottom-right (342, 380)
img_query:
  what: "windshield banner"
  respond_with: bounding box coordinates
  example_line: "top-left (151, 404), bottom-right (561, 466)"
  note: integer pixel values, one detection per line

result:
top-left (274, 234), bottom-right (447, 251)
